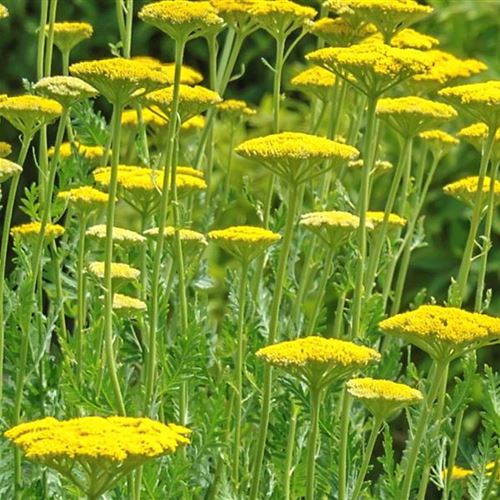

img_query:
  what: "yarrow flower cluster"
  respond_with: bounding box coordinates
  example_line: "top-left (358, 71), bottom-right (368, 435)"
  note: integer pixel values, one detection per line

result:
top-left (443, 176), bottom-right (500, 208)
top-left (33, 76), bottom-right (98, 108)
top-left (113, 293), bottom-right (147, 315)
top-left (88, 261), bottom-right (140, 281)
top-left (10, 222), bottom-right (64, 243)
top-left (366, 211), bottom-right (407, 230)
top-left (291, 66), bottom-right (336, 101)
top-left (0, 158), bottom-right (22, 183)
top-left (86, 225), bottom-right (146, 245)
top-left (49, 21), bottom-right (93, 53)
top-left (57, 186), bottom-right (109, 211)
top-left (52, 142), bottom-right (106, 162)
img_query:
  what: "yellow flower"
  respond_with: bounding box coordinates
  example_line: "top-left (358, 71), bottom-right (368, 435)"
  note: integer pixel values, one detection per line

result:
top-left (208, 225), bottom-right (280, 262)
top-left (366, 211), bottom-right (407, 230)
top-left (311, 17), bottom-right (376, 47)
top-left (86, 224), bottom-right (146, 245)
top-left (132, 56), bottom-right (203, 85)
top-left (70, 58), bottom-right (170, 105)
top-left (439, 80), bottom-right (500, 128)
top-left (249, 0), bottom-right (317, 38)
top-left (327, 0), bottom-right (433, 42)
top-left (139, 1), bottom-right (224, 41)
top-left (0, 95), bottom-right (62, 136)
top-left (376, 96), bottom-right (457, 137)
top-left (0, 158), bottom-right (22, 182)
top-left (299, 211), bottom-right (363, 248)
top-left (307, 42), bottom-right (430, 96)
top-left (113, 293), bottom-right (147, 315)
top-left (235, 131), bottom-right (359, 185)
top-left (348, 158), bottom-right (393, 177)
top-left (5, 416), bottom-right (190, 498)
top-left (419, 129), bottom-right (458, 158)
top-left (443, 176), bottom-right (500, 209)
top-left (88, 261), bottom-right (140, 281)
top-left (347, 377), bottom-right (423, 420)
top-left (379, 304), bottom-right (500, 361)
top-left (33, 76), bottom-right (97, 108)
top-left (0, 4), bottom-right (8, 19)
top-left (458, 123), bottom-right (500, 161)
top-left (49, 21), bottom-right (93, 53)
top-left (217, 99), bottom-right (256, 118)
top-left (145, 226), bottom-right (208, 258)
top-left (441, 465), bottom-right (473, 481)
top-left (290, 66), bottom-right (336, 101)
top-left (0, 141), bottom-right (12, 158)
top-left (390, 28), bottom-right (439, 50)
top-left (11, 222), bottom-right (65, 243)
top-left (256, 336), bottom-right (380, 389)
top-left (50, 142), bottom-right (106, 162)
top-left (142, 85), bottom-right (222, 123)
top-left (57, 186), bottom-right (109, 211)
top-left (180, 115), bottom-right (206, 135)
top-left (211, 0), bottom-right (261, 34)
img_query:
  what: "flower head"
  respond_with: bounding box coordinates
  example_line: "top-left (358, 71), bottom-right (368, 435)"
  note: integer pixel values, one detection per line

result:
top-left (347, 377), bottom-right (423, 420)
top-left (142, 85), bottom-right (222, 122)
top-left (290, 66), bottom-right (336, 101)
top-left (441, 465), bottom-right (473, 481)
top-left (33, 76), bottom-right (98, 108)
top-left (57, 186), bottom-right (109, 211)
top-left (348, 158), bottom-right (393, 177)
top-left (366, 211), bottom-right (407, 230)
top-left (216, 99), bottom-right (256, 119)
top-left (0, 142), bottom-right (12, 158)
top-left (11, 222), bottom-right (64, 244)
top-left (307, 42), bottom-right (430, 96)
top-left (256, 336), bottom-right (380, 389)
top-left (0, 4), bottom-right (8, 19)
top-left (132, 56), bottom-right (203, 85)
top-left (5, 416), bottom-right (190, 497)
top-left (376, 96), bottom-right (457, 137)
top-left (299, 211), bottom-right (363, 248)
top-left (235, 132), bottom-right (359, 185)
top-left (145, 226), bottom-right (207, 259)
top-left (139, 1), bottom-right (224, 42)
top-left (419, 129), bottom-right (458, 158)
top-left (379, 304), bottom-right (500, 361)
top-left (88, 261), bottom-right (140, 281)
top-left (208, 225), bottom-right (280, 263)
top-left (113, 293), bottom-right (147, 315)
top-left (443, 176), bottom-right (500, 209)
top-left (70, 58), bottom-right (170, 105)
top-left (458, 123), bottom-right (500, 162)
top-left (389, 28), bottom-right (439, 50)
top-left (0, 95), bottom-right (62, 136)
top-left (86, 225), bottom-right (146, 246)
top-left (50, 142), bottom-right (106, 163)
top-left (439, 81), bottom-right (500, 129)
top-left (311, 17), bottom-right (376, 47)
top-left (211, 0), bottom-right (261, 34)
top-left (49, 22), bottom-right (93, 53)
top-left (0, 158), bottom-right (22, 183)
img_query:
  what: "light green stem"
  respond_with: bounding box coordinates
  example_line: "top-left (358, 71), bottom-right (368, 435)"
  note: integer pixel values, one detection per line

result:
top-left (284, 403), bottom-right (299, 500)
top-left (331, 291), bottom-right (346, 338)
top-left (37, 0), bottom-right (49, 80)
top-left (124, 0), bottom-right (134, 59)
top-left (350, 418), bottom-right (383, 499)
top-left (249, 184), bottom-right (299, 500)
top-left (44, 0), bottom-right (58, 77)
top-left (62, 50), bottom-right (70, 76)
top-left (115, 0), bottom-right (126, 51)
top-left (75, 214), bottom-right (88, 385)
top-left (306, 387), bottom-right (323, 500)
top-left (338, 390), bottom-right (352, 500)
top-left (442, 408), bottom-right (464, 500)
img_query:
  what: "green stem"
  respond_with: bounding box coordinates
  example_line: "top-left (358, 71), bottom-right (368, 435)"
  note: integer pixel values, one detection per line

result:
top-left (338, 390), bottom-right (352, 500)
top-left (291, 240), bottom-right (316, 330)
top-left (103, 102), bottom-right (126, 415)
top-left (474, 159), bottom-right (499, 312)
top-left (115, 0), bottom-right (126, 52)
top-left (400, 359), bottom-right (449, 500)
top-left (37, 0), bottom-right (49, 80)
top-left (249, 184), bottom-right (299, 500)
top-left (331, 290), bottom-right (346, 338)
top-left (350, 418), bottom-right (383, 499)
top-left (442, 407), bottom-right (464, 500)
top-left (306, 387), bottom-right (323, 500)
top-left (223, 121), bottom-right (236, 203)
top-left (62, 50), bottom-right (70, 76)
top-left (284, 403), bottom-right (299, 500)
top-left (44, 0), bottom-right (58, 77)
top-left (124, 0), bottom-right (134, 59)
top-left (350, 94), bottom-right (378, 339)
top-left (232, 260), bottom-right (249, 488)
top-left (75, 214), bottom-right (88, 385)
top-left (453, 128), bottom-right (496, 306)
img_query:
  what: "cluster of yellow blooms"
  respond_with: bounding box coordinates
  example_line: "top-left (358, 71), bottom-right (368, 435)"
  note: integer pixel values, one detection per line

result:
top-left (87, 261), bottom-right (140, 281)
top-left (10, 222), bottom-right (65, 242)
top-left (443, 176), bottom-right (500, 208)
top-left (85, 225), bottom-right (146, 245)
top-left (49, 21), bottom-right (93, 53)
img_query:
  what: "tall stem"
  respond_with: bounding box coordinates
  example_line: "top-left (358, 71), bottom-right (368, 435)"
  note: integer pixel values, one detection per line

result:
top-left (44, 0), bottom-right (58, 77)
top-left (37, 0), bottom-right (49, 80)
top-left (75, 214), bottom-right (88, 385)
top-left (115, 0), bottom-right (126, 51)
top-left (123, 0), bottom-right (134, 59)
top-left (249, 184), bottom-right (299, 500)
top-left (400, 359), bottom-right (449, 500)
top-left (284, 403), bottom-right (299, 500)
top-left (350, 418), bottom-right (383, 499)
top-left (338, 390), bottom-right (352, 500)
top-left (306, 387), bottom-right (323, 500)
top-left (442, 408), bottom-right (464, 500)
top-left (103, 102), bottom-right (126, 415)
top-left (232, 261), bottom-right (249, 488)
top-left (453, 128), bottom-right (496, 306)
top-left (350, 94), bottom-right (378, 339)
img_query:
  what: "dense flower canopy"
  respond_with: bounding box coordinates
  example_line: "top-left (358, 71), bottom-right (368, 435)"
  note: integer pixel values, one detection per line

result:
top-left (49, 21), bottom-right (93, 53)
top-left (443, 176), bottom-right (500, 208)
top-left (33, 76), bottom-right (98, 108)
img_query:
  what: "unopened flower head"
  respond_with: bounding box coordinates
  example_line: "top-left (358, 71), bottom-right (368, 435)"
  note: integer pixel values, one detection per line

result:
top-left (34, 76), bottom-right (98, 108)
top-left (299, 211), bottom-right (362, 248)
top-left (248, 1), bottom-right (316, 39)
top-left (327, 0), bottom-right (433, 42)
top-left (419, 129), bottom-right (458, 158)
top-left (290, 66), bottom-right (336, 101)
top-left (139, 1), bottom-right (224, 42)
top-left (208, 225), bottom-right (281, 263)
top-left (0, 158), bottom-right (22, 183)
top-left (439, 80), bottom-right (500, 129)
top-left (132, 56), bottom-right (203, 85)
top-left (57, 186), bottom-right (109, 211)
top-left (49, 22), bottom-right (93, 53)
top-left (11, 222), bottom-right (65, 244)
top-left (113, 293), bottom-right (147, 315)
top-left (142, 85), bottom-right (222, 123)
top-left (70, 58), bottom-right (171, 105)
top-left (256, 336), bottom-right (380, 390)
top-left (307, 42), bottom-right (430, 96)
top-left (311, 17), bottom-right (376, 47)
top-left (347, 377), bottom-right (423, 420)
top-left (51, 142), bottom-right (106, 163)
top-left (443, 176), bottom-right (500, 209)
top-left (88, 261), bottom-right (140, 282)
top-left (366, 211), bottom-right (407, 230)
top-left (457, 123), bottom-right (500, 162)
top-left (376, 96), bottom-right (457, 137)
top-left (0, 95), bottom-right (62, 137)
top-left (86, 225), bottom-right (146, 245)
top-left (211, 0), bottom-right (261, 34)
top-left (235, 132), bottom-right (359, 185)
top-left (5, 416), bottom-right (190, 497)
top-left (379, 304), bottom-right (500, 361)
top-left (0, 142), bottom-right (12, 158)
